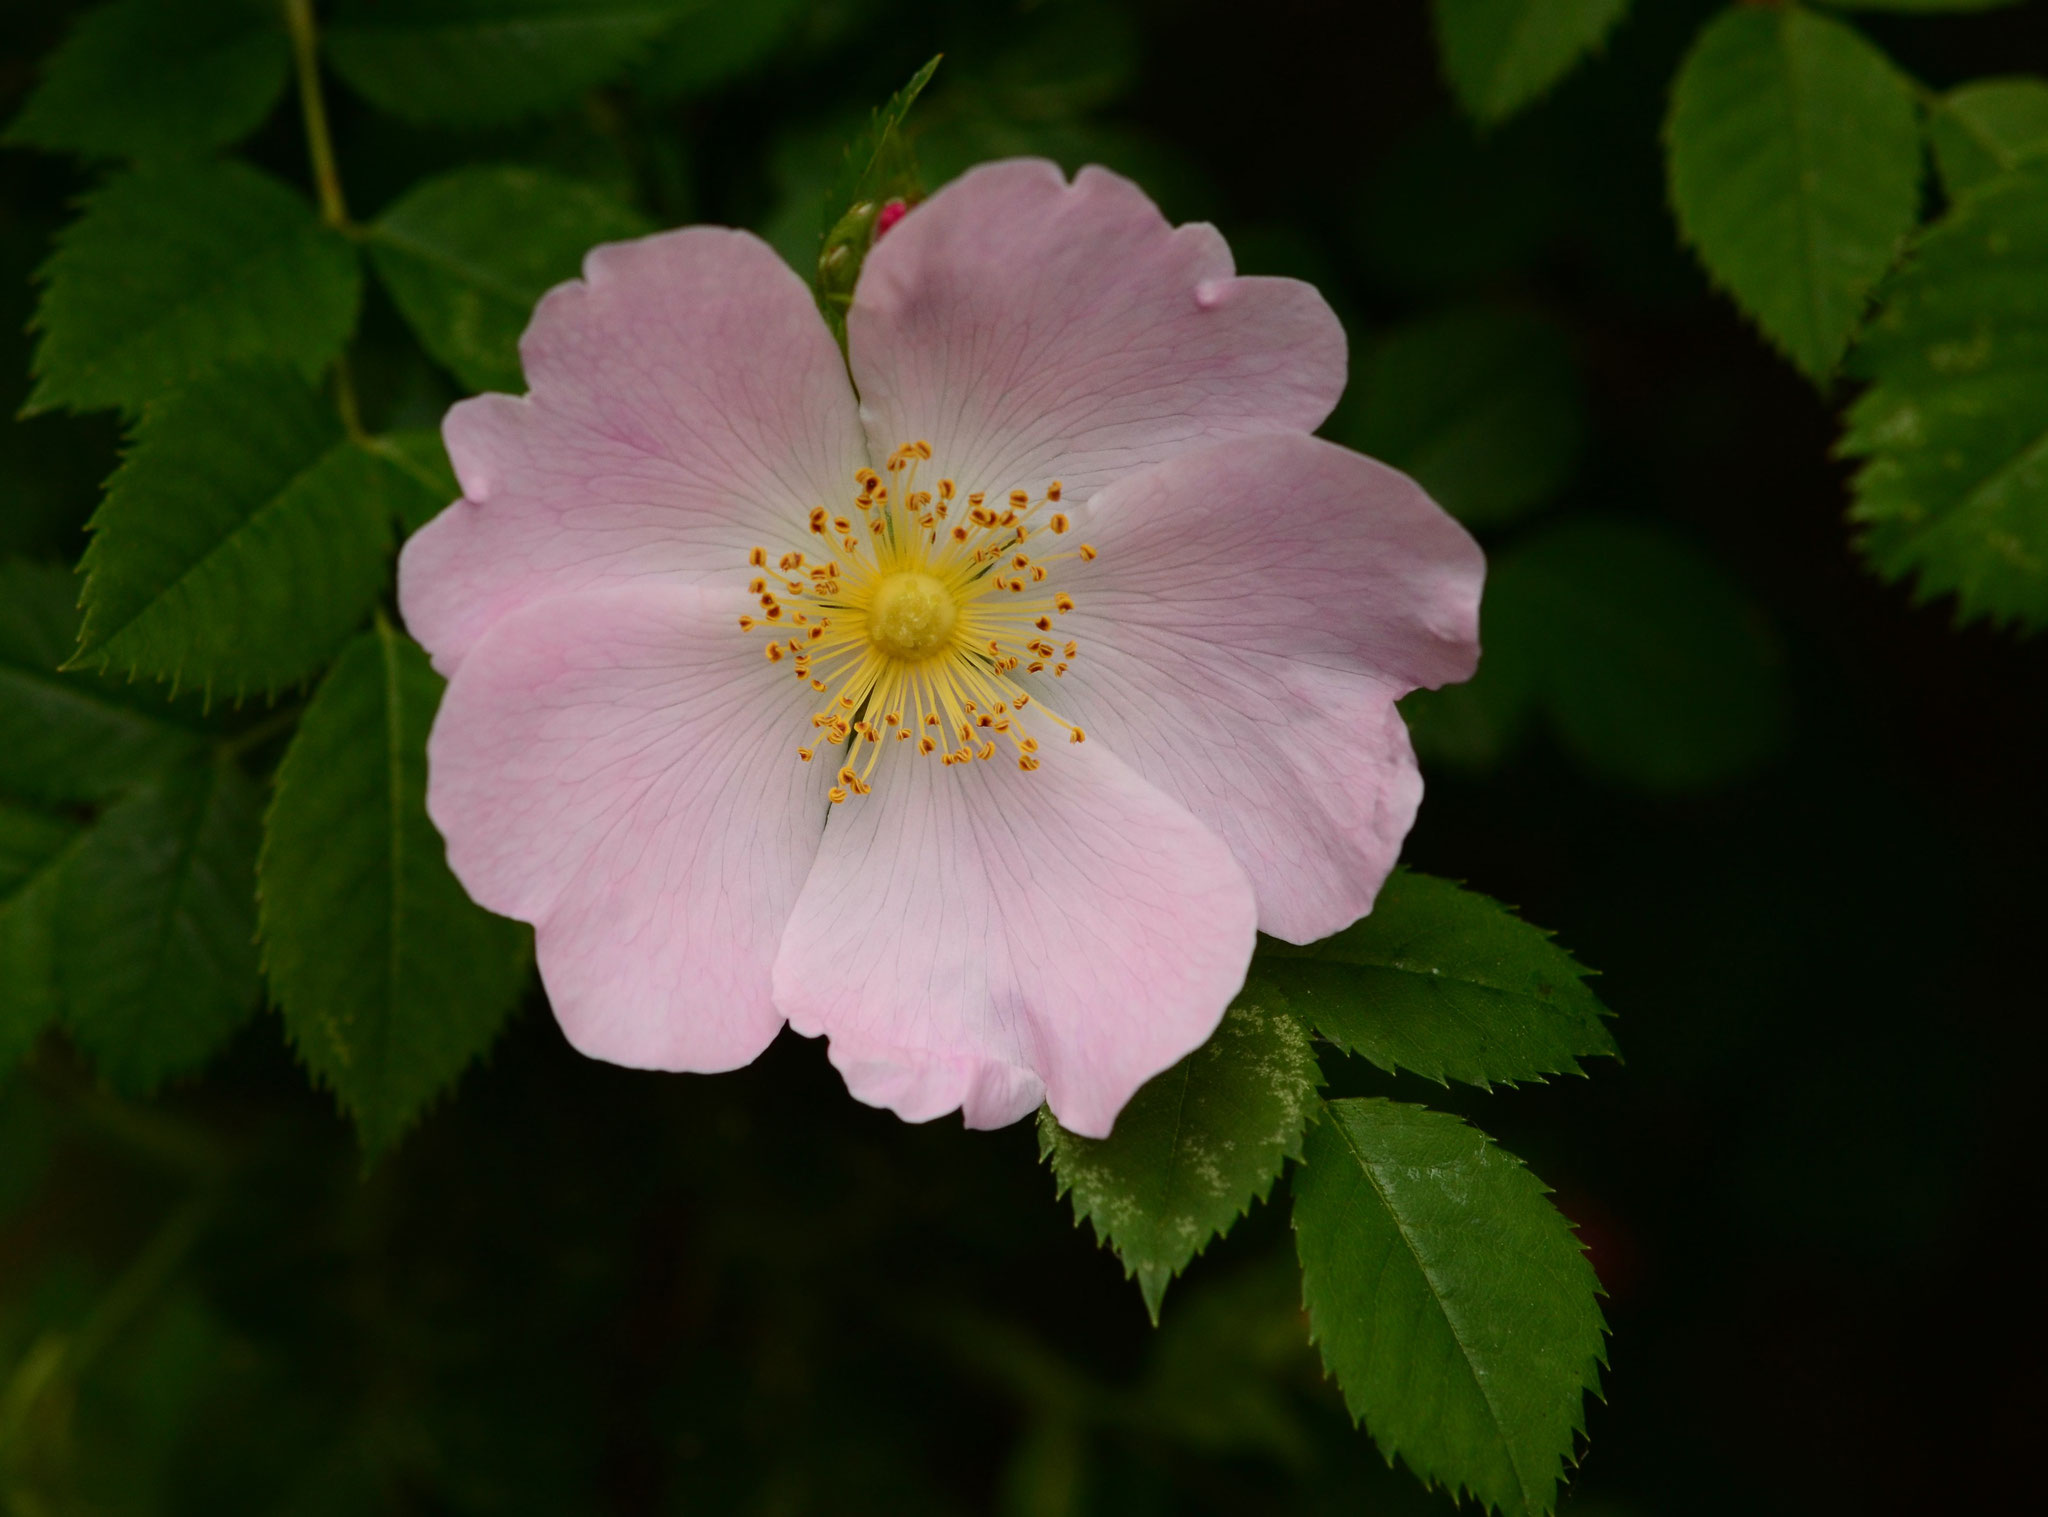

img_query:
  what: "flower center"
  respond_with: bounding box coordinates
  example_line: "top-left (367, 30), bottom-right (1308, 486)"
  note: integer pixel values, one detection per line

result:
top-left (737, 441), bottom-right (1096, 803)
top-left (866, 571), bottom-right (958, 660)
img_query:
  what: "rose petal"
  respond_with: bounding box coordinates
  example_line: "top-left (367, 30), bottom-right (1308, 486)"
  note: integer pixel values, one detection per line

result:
top-left (847, 159), bottom-right (1344, 507)
top-left (400, 227), bottom-right (867, 674)
top-left (773, 737), bottom-right (1257, 1138)
top-left (1051, 433), bottom-right (1483, 943)
top-left (428, 583), bottom-right (830, 1070)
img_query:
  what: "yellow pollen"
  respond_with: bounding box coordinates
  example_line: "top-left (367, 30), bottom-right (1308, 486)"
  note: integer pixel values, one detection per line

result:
top-left (741, 444), bottom-right (1093, 794)
top-left (866, 571), bottom-right (958, 660)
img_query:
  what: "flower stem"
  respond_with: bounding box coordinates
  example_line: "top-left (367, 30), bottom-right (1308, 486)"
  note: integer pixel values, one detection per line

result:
top-left (283, 0), bottom-right (366, 438)
top-left (284, 0), bottom-right (349, 231)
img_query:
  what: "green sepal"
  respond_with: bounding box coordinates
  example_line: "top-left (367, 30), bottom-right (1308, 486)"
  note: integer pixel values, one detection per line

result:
top-left (814, 55), bottom-right (941, 344)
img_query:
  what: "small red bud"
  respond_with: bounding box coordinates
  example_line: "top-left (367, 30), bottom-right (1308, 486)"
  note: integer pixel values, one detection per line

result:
top-left (875, 199), bottom-right (908, 240)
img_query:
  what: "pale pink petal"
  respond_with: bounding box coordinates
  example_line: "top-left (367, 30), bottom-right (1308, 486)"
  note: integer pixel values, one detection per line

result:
top-left (846, 159), bottom-right (1344, 506)
top-left (427, 583), bottom-right (830, 1070)
top-left (772, 740), bottom-right (1257, 1138)
top-left (1051, 433), bottom-right (1482, 944)
top-left (400, 227), bottom-right (866, 674)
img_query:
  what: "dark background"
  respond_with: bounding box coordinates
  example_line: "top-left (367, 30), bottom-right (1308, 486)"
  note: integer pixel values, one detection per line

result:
top-left (3, 1), bottom-right (2044, 1512)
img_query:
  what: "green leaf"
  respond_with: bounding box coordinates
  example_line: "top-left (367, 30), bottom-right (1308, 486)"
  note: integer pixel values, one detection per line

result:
top-left (1842, 164), bottom-right (2048, 630)
top-left (1486, 518), bottom-right (1788, 790)
top-left (325, 0), bottom-right (692, 128)
top-left (56, 758), bottom-right (261, 1095)
top-left (0, 559), bottom-right (204, 805)
top-left (1292, 1098), bottom-right (1606, 1517)
top-left (0, 800), bottom-right (81, 1067)
top-left (259, 622), bottom-right (529, 1158)
top-left (75, 369), bottom-right (396, 698)
top-left (1252, 871), bottom-right (1613, 1089)
top-left (1665, 5), bottom-right (1922, 381)
top-left (815, 55), bottom-right (941, 340)
top-left (1928, 77), bottom-right (2048, 198)
top-left (633, 0), bottom-right (808, 100)
top-left (1330, 306), bottom-right (1584, 530)
top-left (1431, 0), bottom-right (1632, 125)
top-left (366, 166), bottom-right (652, 394)
top-left (1039, 1000), bottom-right (1321, 1323)
top-left (363, 430), bottom-right (459, 534)
top-left (4, 0), bottom-right (289, 161)
top-left (26, 159), bottom-right (361, 416)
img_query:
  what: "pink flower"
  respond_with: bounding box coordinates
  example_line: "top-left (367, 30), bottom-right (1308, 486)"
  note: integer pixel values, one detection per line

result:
top-left (398, 160), bottom-right (1482, 1138)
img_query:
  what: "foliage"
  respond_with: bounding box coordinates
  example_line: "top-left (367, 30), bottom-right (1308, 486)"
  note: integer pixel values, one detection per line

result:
top-left (814, 53), bottom-right (940, 338)
top-left (2, 0), bottom-right (2043, 1511)
top-left (1665, 4), bottom-right (1922, 383)
top-left (1431, 0), bottom-right (1632, 125)
top-left (25, 159), bottom-right (360, 416)
top-left (260, 621), bottom-right (528, 1157)
top-left (1406, 519), bottom-right (1788, 789)
top-left (1927, 77), bottom-right (2048, 195)
top-left (53, 757), bottom-right (261, 1095)
top-left (4, 0), bottom-right (289, 161)
top-left (323, 0), bottom-right (697, 128)
top-left (365, 165), bottom-right (651, 393)
top-left (1040, 999), bottom-right (1321, 1321)
top-left (1328, 305), bottom-right (1584, 530)
top-left (74, 368), bottom-right (394, 697)
top-left (1842, 164), bottom-right (2048, 629)
top-left (1293, 1098), bottom-right (1606, 1517)
top-left (1251, 870), bottom-right (1614, 1089)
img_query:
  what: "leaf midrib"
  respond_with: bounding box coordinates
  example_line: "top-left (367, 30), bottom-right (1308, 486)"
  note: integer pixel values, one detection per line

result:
top-left (1333, 1110), bottom-right (1539, 1514)
top-left (0, 662), bottom-right (204, 747)
top-left (1776, 9), bottom-right (1832, 375)
top-left (374, 620), bottom-right (409, 1141)
top-left (81, 438), bottom-right (351, 673)
top-left (41, 198), bottom-right (340, 408)
top-left (367, 221), bottom-right (539, 309)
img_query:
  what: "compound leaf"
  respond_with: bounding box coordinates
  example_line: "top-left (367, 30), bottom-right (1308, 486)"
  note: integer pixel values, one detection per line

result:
top-left (56, 758), bottom-right (261, 1094)
top-left (1253, 870), bottom-right (1613, 1089)
top-left (1432, 0), bottom-right (1632, 125)
top-left (1040, 999), bottom-right (1321, 1323)
top-left (1666, 5), bottom-right (1921, 381)
top-left (76, 369), bottom-right (395, 698)
top-left (259, 622), bottom-right (529, 1158)
top-left (5, 0), bottom-right (289, 161)
top-left (366, 165), bottom-right (651, 394)
top-left (1843, 163), bottom-right (2048, 630)
top-left (27, 159), bottom-right (360, 416)
top-left (1292, 1098), bottom-right (1606, 1517)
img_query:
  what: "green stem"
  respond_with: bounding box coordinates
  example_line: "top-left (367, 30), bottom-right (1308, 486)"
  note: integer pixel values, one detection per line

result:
top-left (0, 1192), bottom-right (219, 1461)
top-left (284, 0), bottom-right (367, 438)
top-left (284, 0), bottom-right (349, 232)
top-left (219, 702), bottom-right (306, 761)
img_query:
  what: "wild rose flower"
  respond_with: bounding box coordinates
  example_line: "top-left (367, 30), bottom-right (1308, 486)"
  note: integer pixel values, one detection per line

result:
top-left (398, 159), bottom-right (1482, 1137)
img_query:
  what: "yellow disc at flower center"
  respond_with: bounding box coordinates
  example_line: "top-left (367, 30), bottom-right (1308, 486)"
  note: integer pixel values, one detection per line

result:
top-left (866, 571), bottom-right (959, 660)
